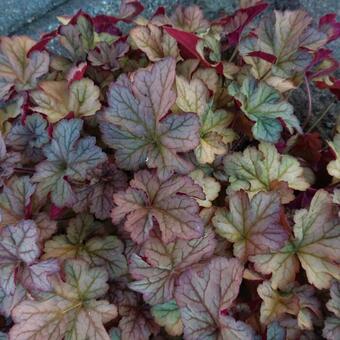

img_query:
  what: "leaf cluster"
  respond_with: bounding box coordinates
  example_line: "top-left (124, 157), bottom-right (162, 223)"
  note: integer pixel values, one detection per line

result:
top-left (0, 1), bottom-right (339, 339)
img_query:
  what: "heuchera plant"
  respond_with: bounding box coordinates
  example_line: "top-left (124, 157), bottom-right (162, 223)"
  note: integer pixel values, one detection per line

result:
top-left (0, 0), bottom-right (339, 339)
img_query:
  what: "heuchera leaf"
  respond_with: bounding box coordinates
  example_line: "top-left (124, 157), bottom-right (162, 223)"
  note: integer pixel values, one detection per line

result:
top-left (31, 78), bottom-right (101, 123)
top-left (6, 113), bottom-right (49, 163)
top-left (319, 13), bottom-right (340, 44)
top-left (323, 281), bottom-right (340, 340)
top-left (0, 37), bottom-right (49, 100)
top-left (213, 191), bottom-right (288, 262)
top-left (112, 289), bottom-right (159, 340)
top-left (0, 284), bottom-right (26, 318)
top-left (215, 2), bottom-right (268, 46)
top-left (170, 5), bottom-right (209, 33)
top-left (128, 228), bottom-right (215, 305)
top-left (224, 142), bottom-right (311, 199)
top-left (32, 119), bottom-right (106, 207)
top-left (176, 75), bottom-right (235, 163)
top-left (0, 220), bottom-right (59, 294)
top-left (189, 169), bottom-right (221, 207)
top-left (44, 214), bottom-right (127, 279)
top-left (0, 133), bottom-right (21, 187)
top-left (0, 176), bottom-right (57, 242)
top-left (0, 96), bottom-right (24, 134)
top-left (0, 4), bottom-right (339, 339)
top-left (175, 257), bottom-right (254, 339)
top-left (58, 14), bottom-right (96, 62)
top-left (130, 24), bottom-right (179, 61)
top-left (251, 190), bottom-right (340, 289)
top-left (10, 260), bottom-right (117, 340)
top-left (112, 170), bottom-right (205, 244)
top-left (0, 176), bottom-right (35, 226)
top-left (73, 160), bottom-right (128, 220)
top-left (327, 133), bottom-right (340, 180)
top-left (88, 41), bottom-right (129, 70)
top-left (267, 321), bottom-right (286, 340)
top-left (100, 57), bottom-right (200, 179)
top-left (151, 300), bottom-right (183, 336)
top-left (228, 76), bottom-right (301, 142)
top-left (240, 10), bottom-right (327, 79)
top-left (258, 281), bottom-right (321, 329)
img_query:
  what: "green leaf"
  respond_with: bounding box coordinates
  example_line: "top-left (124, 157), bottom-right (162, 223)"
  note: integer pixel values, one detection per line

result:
top-left (228, 76), bottom-right (301, 142)
top-left (151, 300), bottom-right (183, 336)
top-left (224, 142), bottom-right (311, 198)
top-left (267, 322), bottom-right (286, 340)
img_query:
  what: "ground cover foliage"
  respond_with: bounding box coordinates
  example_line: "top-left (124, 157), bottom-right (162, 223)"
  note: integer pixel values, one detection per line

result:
top-left (0, 0), bottom-right (339, 339)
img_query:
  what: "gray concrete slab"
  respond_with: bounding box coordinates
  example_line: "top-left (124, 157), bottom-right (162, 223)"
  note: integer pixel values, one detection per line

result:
top-left (0, 0), bottom-right (66, 35)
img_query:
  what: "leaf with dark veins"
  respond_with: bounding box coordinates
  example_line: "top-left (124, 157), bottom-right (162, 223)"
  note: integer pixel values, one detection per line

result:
top-left (0, 220), bottom-right (58, 294)
top-left (32, 119), bottom-right (106, 207)
top-left (175, 257), bottom-right (254, 339)
top-left (213, 191), bottom-right (288, 262)
top-left (100, 57), bottom-right (200, 180)
top-left (112, 170), bottom-right (205, 244)
top-left (128, 228), bottom-right (216, 305)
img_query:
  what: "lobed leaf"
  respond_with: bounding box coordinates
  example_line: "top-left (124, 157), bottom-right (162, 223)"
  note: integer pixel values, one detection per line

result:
top-left (31, 78), bottom-right (101, 123)
top-left (100, 57), bottom-right (200, 179)
top-left (131, 24), bottom-right (179, 61)
top-left (112, 170), bottom-right (205, 244)
top-left (0, 37), bottom-right (49, 100)
top-left (251, 190), bottom-right (340, 289)
top-left (228, 76), bottom-right (301, 142)
top-left (6, 113), bottom-right (49, 163)
top-left (10, 260), bottom-right (117, 340)
top-left (176, 75), bottom-right (235, 163)
top-left (0, 220), bottom-right (58, 294)
top-left (224, 142), bottom-right (311, 199)
top-left (32, 119), bottom-right (106, 207)
top-left (128, 228), bottom-right (216, 304)
top-left (213, 191), bottom-right (288, 261)
top-left (44, 214), bottom-right (127, 279)
top-left (175, 256), bottom-right (254, 339)
top-left (151, 300), bottom-right (183, 336)
top-left (73, 160), bottom-right (128, 219)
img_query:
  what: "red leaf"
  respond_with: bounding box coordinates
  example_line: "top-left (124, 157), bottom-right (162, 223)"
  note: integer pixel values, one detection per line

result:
top-left (68, 10), bottom-right (93, 25)
top-left (66, 62), bottom-right (88, 85)
top-left (247, 51), bottom-right (277, 64)
top-left (49, 204), bottom-right (65, 220)
top-left (214, 2), bottom-right (268, 46)
top-left (315, 78), bottom-right (340, 99)
top-left (164, 27), bottom-right (204, 62)
top-left (290, 133), bottom-right (322, 164)
top-left (307, 49), bottom-right (339, 79)
top-left (92, 15), bottom-right (122, 35)
top-left (119, 0), bottom-right (144, 21)
top-left (27, 30), bottom-right (58, 56)
top-left (152, 6), bottom-right (165, 17)
top-left (319, 13), bottom-right (340, 43)
top-left (163, 26), bottom-right (223, 73)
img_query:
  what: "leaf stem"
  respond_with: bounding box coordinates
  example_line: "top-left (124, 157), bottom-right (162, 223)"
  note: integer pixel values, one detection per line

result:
top-left (14, 167), bottom-right (35, 174)
top-left (306, 101), bottom-right (336, 133)
top-left (302, 73), bottom-right (312, 129)
top-left (228, 48), bottom-right (238, 63)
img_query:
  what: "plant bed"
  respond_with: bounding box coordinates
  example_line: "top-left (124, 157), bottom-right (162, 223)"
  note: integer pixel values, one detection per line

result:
top-left (0, 0), bottom-right (339, 339)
